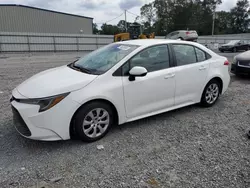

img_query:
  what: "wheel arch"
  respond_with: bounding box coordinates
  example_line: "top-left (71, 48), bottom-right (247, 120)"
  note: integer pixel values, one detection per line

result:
top-left (69, 98), bottom-right (119, 139)
top-left (204, 77), bottom-right (223, 94)
top-left (201, 76), bottom-right (223, 103)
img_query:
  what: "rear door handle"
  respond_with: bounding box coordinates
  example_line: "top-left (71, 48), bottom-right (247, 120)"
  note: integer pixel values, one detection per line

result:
top-left (164, 73), bottom-right (175, 79)
top-left (199, 66), bottom-right (207, 70)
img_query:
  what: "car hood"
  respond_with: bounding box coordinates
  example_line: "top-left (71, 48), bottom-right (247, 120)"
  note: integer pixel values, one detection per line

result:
top-left (235, 50), bottom-right (250, 61)
top-left (16, 65), bottom-right (98, 98)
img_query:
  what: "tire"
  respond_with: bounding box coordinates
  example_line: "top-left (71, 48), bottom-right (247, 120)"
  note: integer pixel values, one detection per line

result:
top-left (220, 50), bottom-right (224, 53)
top-left (200, 80), bottom-right (221, 107)
top-left (247, 130), bottom-right (250, 139)
top-left (233, 47), bottom-right (237, 53)
top-left (73, 101), bottom-right (114, 142)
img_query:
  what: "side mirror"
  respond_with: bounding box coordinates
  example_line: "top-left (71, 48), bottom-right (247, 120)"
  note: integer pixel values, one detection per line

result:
top-left (129, 66), bottom-right (148, 81)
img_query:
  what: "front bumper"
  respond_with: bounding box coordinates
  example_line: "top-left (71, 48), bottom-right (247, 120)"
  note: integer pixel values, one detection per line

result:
top-left (231, 64), bottom-right (250, 75)
top-left (11, 89), bottom-right (80, 141)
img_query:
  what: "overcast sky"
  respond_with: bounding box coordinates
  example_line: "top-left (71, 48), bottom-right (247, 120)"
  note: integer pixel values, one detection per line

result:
top-left (0, 0), bottom-right (238, 25)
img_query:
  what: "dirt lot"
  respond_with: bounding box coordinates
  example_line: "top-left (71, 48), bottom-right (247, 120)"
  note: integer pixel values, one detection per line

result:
top-left (0, 52), bottom-right (249, 188)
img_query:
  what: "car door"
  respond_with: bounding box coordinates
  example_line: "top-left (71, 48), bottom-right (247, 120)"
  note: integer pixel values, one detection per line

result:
top-left (171, 44), bottom-right (210, 106)
top-left (122, 45), bottom-right (176, 119)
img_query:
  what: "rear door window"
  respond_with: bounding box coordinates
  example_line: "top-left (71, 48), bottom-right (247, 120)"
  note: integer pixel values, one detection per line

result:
top-left (172, 44), bottom-right (197, 66)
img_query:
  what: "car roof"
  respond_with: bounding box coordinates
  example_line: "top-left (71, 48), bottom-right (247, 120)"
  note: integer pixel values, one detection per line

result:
top-left (117, 39), bottom-right (217, 57)
top-left (118, 39), bottom-right (197, 47)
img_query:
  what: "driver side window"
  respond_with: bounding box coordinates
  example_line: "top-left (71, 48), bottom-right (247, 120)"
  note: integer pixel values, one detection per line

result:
top-left (123, 45), bottom-right (170, 75)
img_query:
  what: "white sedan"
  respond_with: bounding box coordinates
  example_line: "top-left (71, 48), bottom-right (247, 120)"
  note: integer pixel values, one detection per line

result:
top-left (10, 39), bottom-right (230, 142)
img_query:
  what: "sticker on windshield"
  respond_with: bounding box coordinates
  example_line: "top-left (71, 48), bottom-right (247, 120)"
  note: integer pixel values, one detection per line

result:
top-left (117, 45), bottom-right (131, 50)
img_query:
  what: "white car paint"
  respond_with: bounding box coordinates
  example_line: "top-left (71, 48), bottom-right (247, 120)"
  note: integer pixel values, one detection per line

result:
top-left (17, 66), bottom-right (98, 98)
top-left (11, 39), bottom-right (230, 141)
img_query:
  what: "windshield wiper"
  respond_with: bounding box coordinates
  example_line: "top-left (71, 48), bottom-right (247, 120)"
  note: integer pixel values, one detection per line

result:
top-left (72, 63), bottom-right (92, 74)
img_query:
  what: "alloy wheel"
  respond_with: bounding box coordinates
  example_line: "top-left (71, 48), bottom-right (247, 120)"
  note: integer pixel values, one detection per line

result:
top-left (82, 108), bottom-right (110, 138)
top-left (205, 83), bottom-right (219, 104)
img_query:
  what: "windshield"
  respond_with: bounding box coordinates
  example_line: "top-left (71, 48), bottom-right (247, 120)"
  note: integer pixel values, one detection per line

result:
top-left (74, 43), bottom-right (139, 74)
top-left (226, 40), bottom-right (240, 45)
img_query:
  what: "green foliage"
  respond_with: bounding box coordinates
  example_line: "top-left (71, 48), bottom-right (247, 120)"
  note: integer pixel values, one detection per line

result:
top-left (93, 23), bottom-right (99, 34)
top-left (230, 0), bottom-right (250, 33)
top-left (94, 0), bottom-right (250, 36)
top-left (100, 24), bottom-right (120, 35)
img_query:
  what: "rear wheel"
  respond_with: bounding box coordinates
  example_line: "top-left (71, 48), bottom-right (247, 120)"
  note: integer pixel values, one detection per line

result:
top-left (200, 80), bottom-right (221, 107)
top-left (73, 102), bottom-right (114, 142)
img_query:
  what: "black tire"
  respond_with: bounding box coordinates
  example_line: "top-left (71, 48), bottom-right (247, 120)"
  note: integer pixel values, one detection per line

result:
top-left (232, 47), bottom-right (237, 53)
top-left (73, 101), bottom-right (114, 142)
top-left (178, 37), bottom-right (184, 40)
top-left (200, 79), bottom-right (221, 107)
top-left (220, 50), bottom-right (224, 53)
top-left (247, 129), bottom-right (250, 139)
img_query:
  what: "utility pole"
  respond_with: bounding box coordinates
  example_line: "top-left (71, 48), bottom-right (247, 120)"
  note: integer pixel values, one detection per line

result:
top-left (212, 6), bottom-right (216, 36)
top-left (125, 10), bottom-right (127, 32)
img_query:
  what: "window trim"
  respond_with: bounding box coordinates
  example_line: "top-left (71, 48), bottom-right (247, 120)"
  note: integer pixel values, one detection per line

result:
top-left (113, 44), bottom-right (174, 77)
top-left (169, 43), bottom-right (211, 67)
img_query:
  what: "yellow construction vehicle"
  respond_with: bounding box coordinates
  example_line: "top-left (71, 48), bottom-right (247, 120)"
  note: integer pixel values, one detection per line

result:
top-left (114, 24), bottom-right (155, 42)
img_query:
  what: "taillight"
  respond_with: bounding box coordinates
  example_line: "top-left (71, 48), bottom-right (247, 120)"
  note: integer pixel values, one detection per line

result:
top-left (224, 60), bottom-right (230, 66)
top-left (186, 31), bottom-right (190, 35)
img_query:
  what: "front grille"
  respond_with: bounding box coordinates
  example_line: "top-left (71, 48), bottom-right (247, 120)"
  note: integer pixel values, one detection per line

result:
top-left (238, 60), bottom-right (250, 67)
top-left (12, 106), bottom-right (31, 136)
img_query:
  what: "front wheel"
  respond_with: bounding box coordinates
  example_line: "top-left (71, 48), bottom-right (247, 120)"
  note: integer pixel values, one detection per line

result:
top-left (200, 80), bottom-right (220, 107)
top-left (73, 102), bottom-right (114, 142)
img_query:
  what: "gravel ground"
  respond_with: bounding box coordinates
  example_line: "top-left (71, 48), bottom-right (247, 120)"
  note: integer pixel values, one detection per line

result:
top-left (0, 52), bottom-right (249, 188)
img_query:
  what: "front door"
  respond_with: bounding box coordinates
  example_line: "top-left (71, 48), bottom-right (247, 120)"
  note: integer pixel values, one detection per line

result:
top-left (122, 45), bottom-right (176, 119)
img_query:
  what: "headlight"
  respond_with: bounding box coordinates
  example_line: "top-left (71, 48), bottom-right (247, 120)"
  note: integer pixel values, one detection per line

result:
top-left (18, 93), bottom-right (69, 112)
top-left (232, 57), bottom-right (237, 64)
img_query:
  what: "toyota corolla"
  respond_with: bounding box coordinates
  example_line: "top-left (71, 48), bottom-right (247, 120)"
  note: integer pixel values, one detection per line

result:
top-left (10, 39), bottom-right (230, 142)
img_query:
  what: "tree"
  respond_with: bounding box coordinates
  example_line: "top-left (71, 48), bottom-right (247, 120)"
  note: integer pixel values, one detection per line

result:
top-left (100, 24), bottom-right (120, 35)
top-left (93, 23), bottom-right (99, 34)
top-left (214, 11), bottom-right (232, 34)
top-left (230, 0), bottom-right (250, 33)
top-left (153, 0), bottom-right (173, 35)
top-left (140, 3), bottom-right (155, 33)
top-left (151, 0), bottom-right (222, 35)
top-left (117, 20), bottom-right (127, 32)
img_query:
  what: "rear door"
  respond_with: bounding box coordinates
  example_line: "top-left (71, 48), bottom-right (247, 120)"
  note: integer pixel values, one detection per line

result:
top-left (170, 44), bottom-right (211, 106)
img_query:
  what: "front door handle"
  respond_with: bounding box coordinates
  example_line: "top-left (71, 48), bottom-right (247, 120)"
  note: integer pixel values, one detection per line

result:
top-left (164, 73), bottom-right (175, 79)
top-left (199, 66), bottom-right (207, 70)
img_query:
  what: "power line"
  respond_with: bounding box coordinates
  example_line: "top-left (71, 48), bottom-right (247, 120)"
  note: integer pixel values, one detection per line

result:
top-left (95, 13), bottom-right (124, 25)
top-left (126, 10), bottom-right (140, 18)
top-left (94, 10), bottom-right (141, 26)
